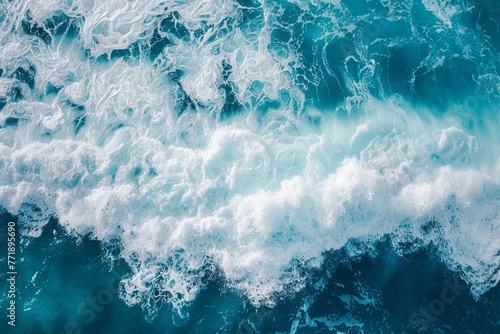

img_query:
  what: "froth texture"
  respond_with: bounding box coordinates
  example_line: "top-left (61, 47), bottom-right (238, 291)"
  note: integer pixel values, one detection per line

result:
top-left (0, 0), bottom-right (499, 318)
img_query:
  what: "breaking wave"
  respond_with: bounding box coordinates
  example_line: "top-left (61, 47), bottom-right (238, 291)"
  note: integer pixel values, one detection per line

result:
top-left (1, 0), bottom-right (499, 321)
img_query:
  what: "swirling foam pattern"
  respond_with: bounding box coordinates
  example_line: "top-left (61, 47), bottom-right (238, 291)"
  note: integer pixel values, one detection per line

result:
top-left (0, 0), bottom-right (499, 319)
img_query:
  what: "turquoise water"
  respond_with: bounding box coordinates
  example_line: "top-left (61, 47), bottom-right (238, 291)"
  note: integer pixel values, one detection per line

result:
top-left (1, 0), bottom-right (500, 333)
top-left (2, 211), bottom-right (500, 333)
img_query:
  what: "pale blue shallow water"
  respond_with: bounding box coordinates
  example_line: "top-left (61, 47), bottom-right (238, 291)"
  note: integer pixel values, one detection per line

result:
top-left (1, 0), bottom-right (500, 333)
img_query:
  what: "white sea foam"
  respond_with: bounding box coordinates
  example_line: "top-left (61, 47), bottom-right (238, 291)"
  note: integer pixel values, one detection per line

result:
top-left (422, 0), bottom-right (461, 28)
top-left (0, 0), bottom-right (499, 319)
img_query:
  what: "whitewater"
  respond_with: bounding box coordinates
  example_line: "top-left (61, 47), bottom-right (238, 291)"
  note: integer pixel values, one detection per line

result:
top-left (0, 0), bottom-right (499, 331)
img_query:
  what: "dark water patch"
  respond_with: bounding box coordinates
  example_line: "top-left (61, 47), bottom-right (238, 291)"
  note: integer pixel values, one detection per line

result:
top-left (270, 1), bottom-right (352, 110)
top-left (0, 210), bottom-right (257, 334)
top-left (237, 0), bottom-right (264, 24)
top-left (23, 11), bottom-right (80, 46)
top-left (258, 238), bottom-right (500, 333)
top-left (164, 69), bottom-right (197, 115)
top-left (44, 12), bottom-right (80, 40)
top-left (1, 210), bottom-right (499, 333)
top-left (0, 211), bottom-right (130, 334)
top-left (220, 59), bottom-right (243, 119)
top-left (166, 69), bottom-right (184, 83)
top-left (384, 44), bottom-right (430, 105)
top-left (66, 101), bottom-right (85, 112)
top-left (236, 0), bottom-right (264, 40)
top-left (110, 48), bottom-right (132, 60)
top-left (10, 86), bottom-right (24, 102)
top-left (73, 114), bottom-right (86, 135)
top-left (175, 87), bottom-right (197, 116)
top-left (474, 0), bottom-right (500, 50)
top-left (45, 82), bottom-right (63, 97)
top-left (21, 12), bottom-right (52, 45)
top-left (340, 0), bottom-right (373, 16)
top-left (263, 0), bottom-right (498, 112)
top-left (3, 117), bottom-right (19, 127)
top-left (159, 12), bottom-right (191, 42)
top-left (411, 58), bottom-right (481, 111)
top-left (13, 64), bottom-right (36, 91)
top-left (256, 98), bottom-right (281, 116)
top-left (300, 38), bottom-right (348, 110)
top-left (271, 27), bottom-right (292, 46)
top-left (147, 28), bottom-right (173, 61)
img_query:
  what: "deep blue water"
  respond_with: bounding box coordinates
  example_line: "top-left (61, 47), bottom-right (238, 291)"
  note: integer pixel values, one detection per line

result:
top-left (2, 211), bottom-right (500, 333)
top-left (1, 0), bottom-right (500, 333)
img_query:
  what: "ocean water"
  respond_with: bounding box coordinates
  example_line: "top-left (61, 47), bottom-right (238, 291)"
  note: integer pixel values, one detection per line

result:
top-left (0, 0), bottom-right (499, 333)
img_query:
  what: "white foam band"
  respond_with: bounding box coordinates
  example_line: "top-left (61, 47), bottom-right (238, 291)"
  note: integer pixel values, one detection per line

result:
top-left (0, 0), bottom-right (499, 318)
